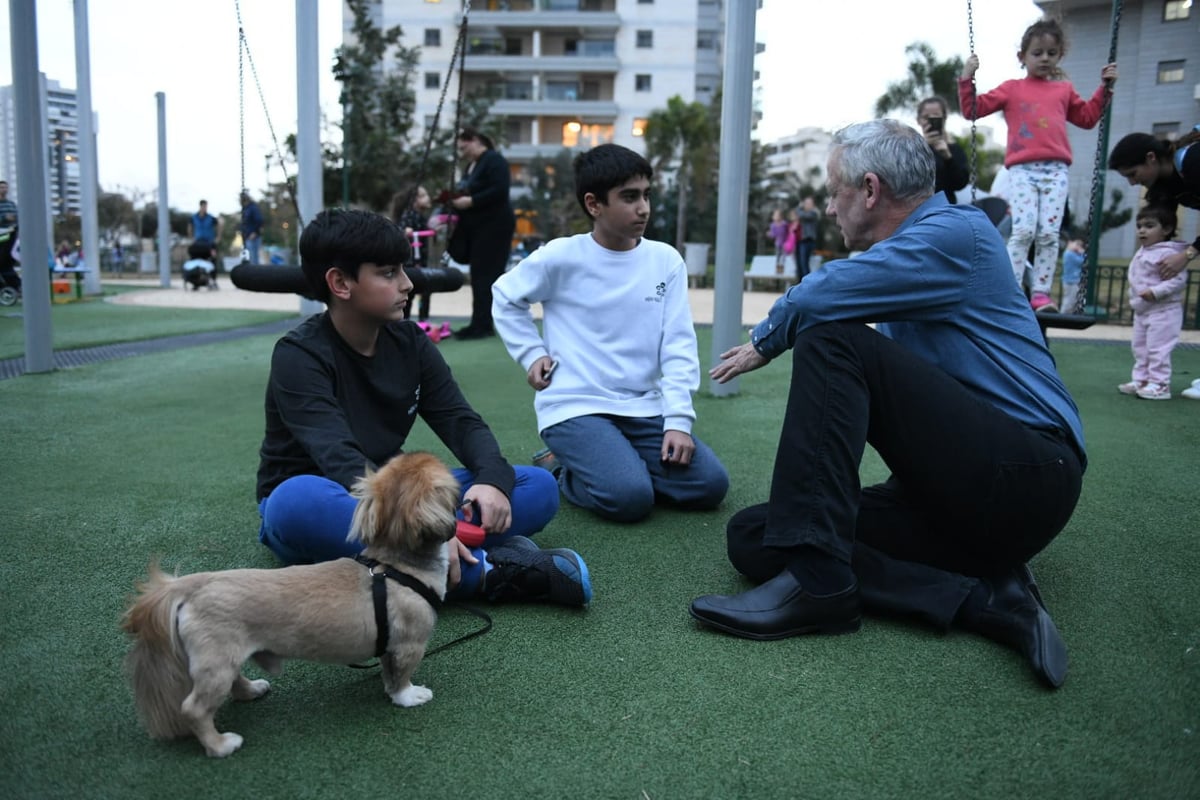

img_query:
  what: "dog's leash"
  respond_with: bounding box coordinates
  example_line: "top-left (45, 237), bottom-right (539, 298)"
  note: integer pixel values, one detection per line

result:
top-left (346, 604), bottom-right (493, 670)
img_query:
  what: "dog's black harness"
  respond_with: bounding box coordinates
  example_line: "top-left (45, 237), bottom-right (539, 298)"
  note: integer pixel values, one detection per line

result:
top-left (353, 555), bottom-right (442, 657)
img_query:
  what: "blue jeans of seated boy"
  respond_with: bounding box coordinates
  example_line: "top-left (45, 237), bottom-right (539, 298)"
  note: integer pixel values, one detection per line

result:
top-left (258, 465), bottom-right (559, 600)
top-left (540, 414), bottom-right (729, 523)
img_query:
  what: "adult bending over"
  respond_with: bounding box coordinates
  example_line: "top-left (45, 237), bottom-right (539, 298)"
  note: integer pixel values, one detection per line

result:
top-left (689, 120), bottom-right (1086, 689)
top-left (1108, 126), bottom-right (1200, 280)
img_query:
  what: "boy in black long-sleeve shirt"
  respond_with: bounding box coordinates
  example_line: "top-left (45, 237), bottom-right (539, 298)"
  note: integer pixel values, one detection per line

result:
top-left (256, 209), bottom-right (591, 606)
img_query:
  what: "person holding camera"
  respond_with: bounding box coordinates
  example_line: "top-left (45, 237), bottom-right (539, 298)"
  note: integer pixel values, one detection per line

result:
top-left (917, 97), bottom-right (970, 204)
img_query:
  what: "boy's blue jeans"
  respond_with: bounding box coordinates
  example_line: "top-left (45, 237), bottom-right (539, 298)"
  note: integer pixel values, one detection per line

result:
top-left (540, 414), bottom-right (729, 522)
top-left (258, 465), bottom-right (559, 599)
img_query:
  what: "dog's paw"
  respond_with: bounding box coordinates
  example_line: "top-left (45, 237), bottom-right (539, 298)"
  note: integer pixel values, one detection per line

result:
top-left (232, 676), bottom-right (271, 701)
top-left (391, 684), bottom-right (433, 707)
top-left (205, 732), bottom-right (244, 758)
top-left (245, 678), bottom-right (271, 699)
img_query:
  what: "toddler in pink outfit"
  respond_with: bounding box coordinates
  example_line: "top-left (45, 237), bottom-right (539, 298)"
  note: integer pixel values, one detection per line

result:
top-left (1118, 205), bottom-right (1189, 400)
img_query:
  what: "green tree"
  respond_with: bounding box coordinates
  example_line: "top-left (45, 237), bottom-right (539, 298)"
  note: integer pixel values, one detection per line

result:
top-left (515, 149), bottom-right (590, 242)
top-left (335, 0), bottom-right (421, 211)
top-left (644, 95), bottom-right (715, 248)
top-left (874, 42), bottom-right (965, 118)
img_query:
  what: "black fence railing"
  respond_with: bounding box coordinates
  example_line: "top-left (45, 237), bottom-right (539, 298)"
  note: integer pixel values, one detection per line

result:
top-left (1079, 263), bottom-right (1200, 330)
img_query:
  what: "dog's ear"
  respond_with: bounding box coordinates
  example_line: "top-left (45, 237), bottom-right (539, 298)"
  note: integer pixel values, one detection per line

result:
top-left (348, 466), bottom-right (379, 546)
top-left (352, 453), bottom-right (460, 551)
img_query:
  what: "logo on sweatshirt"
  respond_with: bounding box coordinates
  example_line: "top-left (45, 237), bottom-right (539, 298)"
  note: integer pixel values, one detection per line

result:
top-left (645, 281), bottom-right (666, 302)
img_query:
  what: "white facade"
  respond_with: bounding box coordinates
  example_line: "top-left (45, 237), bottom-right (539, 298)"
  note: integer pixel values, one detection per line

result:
top-left (363, 0), bottom-right (726, 181)
top-left (0, 79), bottom-right (83, 216)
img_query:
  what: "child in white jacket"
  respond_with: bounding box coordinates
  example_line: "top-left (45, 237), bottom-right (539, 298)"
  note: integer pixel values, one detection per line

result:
top-left (1118, 205), bottom-right (1189, 400)
top-left (492, 144), bottom-right (729, 522)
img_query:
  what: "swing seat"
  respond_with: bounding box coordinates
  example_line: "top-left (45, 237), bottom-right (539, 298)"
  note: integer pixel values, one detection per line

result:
top-left (1035, 312), bottom-right (1096, 331)
top-left (230, 262), bottom-right (466, 299)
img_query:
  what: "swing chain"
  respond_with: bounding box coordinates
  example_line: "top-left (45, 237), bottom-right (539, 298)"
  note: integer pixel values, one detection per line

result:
top-left (234, 0), bottom-right (303, 227)
top-left (1074, 0), bottom-right (1122, 314)
top-left (966, 0), bottom-right (978, 204)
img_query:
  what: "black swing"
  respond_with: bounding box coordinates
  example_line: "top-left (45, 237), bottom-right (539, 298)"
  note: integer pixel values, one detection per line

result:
top-left (964, 0), bottom-right (1123, 338)
top-left (227, 0), bottom-right (470, 301)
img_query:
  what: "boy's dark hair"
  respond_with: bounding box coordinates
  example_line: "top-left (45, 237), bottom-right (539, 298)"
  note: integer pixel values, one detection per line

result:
top-left (299, 208), bottom-right (411, 303)
top-left (1136, 204), bottom-right (1177, 236)
top-left (573, 144), bottom-right (653, 219)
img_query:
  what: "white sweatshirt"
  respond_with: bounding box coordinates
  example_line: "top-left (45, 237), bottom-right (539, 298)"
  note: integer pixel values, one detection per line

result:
top-left (492, 233), bottom-right (700, 435)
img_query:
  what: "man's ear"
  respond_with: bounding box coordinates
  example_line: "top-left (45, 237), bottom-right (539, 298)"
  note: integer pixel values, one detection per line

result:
top-left (862, 173), bottom-right (883, 208)
top-left (326, 267), bottom-right (353, 300)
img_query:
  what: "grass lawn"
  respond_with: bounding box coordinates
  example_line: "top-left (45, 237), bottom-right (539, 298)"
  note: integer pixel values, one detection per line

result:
top-left (0, 321), bottom-right (1197, 799)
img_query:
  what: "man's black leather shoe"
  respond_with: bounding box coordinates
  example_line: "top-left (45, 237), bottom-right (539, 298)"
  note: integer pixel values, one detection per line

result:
top-left (965, 565), bottom-right (1068, 689)
top-left (689, 570), bottom-right (861, 641)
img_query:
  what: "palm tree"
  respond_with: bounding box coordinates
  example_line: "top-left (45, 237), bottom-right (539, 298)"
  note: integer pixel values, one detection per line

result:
top-left (643, 95), bottom-right (714, 248)
top-left (874, 42), bottom-right (965, 118)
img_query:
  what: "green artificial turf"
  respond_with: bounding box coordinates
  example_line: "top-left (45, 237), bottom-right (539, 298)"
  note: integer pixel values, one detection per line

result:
top-left (0, 328), bottom-right (1197, 799)
top-left (0, 290), bottom-right (294, 359)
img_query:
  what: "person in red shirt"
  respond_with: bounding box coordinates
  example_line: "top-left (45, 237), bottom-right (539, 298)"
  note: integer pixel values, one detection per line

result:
top-left (960, 17), bottom-right (1117, 314)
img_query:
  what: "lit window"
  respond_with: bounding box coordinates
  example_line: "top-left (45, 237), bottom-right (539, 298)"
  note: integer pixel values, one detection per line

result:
top-left (1164, 0), bottom-right (1192, 21)
top-left (636, 30), bottom-right (653, 48)
top-left (632, 118), bottom-right (648, 137)
top-left (635, 74), bottom-right (652, 91)
top-left (1157, 60), bottom-right (1185, 83)
top-left (424, 28), bottom-right (441, 47)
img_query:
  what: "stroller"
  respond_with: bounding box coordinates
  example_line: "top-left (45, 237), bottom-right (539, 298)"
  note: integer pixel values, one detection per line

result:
top-left (0, 225), bottom-right (20, 306)
top-left (182, 240), bottom-right (219, 291)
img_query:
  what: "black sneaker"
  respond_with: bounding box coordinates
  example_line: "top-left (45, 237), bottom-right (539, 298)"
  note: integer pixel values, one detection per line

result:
top-left (484, 536), bottom-right (592, 607)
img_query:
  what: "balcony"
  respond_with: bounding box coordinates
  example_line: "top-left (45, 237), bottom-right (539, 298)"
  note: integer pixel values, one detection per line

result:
top-left (469, 1), bottom-right (619, 30)
top-left (492, 98), bottom-right (619, 117)
top-left (462, 53), bottom-right (619, 73)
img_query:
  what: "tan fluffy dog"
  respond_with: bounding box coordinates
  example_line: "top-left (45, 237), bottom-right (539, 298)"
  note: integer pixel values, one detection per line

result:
top-left (121, 452), bottom-right (460, 758)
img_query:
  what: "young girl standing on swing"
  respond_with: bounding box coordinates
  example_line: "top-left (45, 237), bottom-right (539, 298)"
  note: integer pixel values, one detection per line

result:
top-left (959, 17), bottom-right (1117, 313)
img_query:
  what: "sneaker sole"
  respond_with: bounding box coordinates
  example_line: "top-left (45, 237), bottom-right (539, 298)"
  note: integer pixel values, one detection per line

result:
top-left (549, 550), bottom-right (592, 606)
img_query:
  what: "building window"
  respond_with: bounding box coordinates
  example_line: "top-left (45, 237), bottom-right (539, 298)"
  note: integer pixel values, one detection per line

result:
top-left (635, 74), bottom-right (652, 92)
top-left (637, 0), bottom-right (653, 4)
top-left (636, 30), bottom-right (653, 48)
top-left (1164, 0), bottom-right (1191, 21)
top-left (1157, 60), bottom-right (1185, 83)
top-left (632, 118), bottom-right (648, 137)
top-left (1151, 122), bottom-right (1182, 140)
top-left (424, 28), bottom-right (441, 47)
top-left (697, 34), bottom-right (716, 50)
top-left (425, 72), bottom-right (440, 90)
top-left (561, 121), bottom-right (614, 148)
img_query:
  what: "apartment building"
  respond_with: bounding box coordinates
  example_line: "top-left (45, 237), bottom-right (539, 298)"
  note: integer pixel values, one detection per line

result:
top-left (364, 0), bottom-right (727, 185)
top-left (1037, 0), bottom-right (1198, 257)
top-left (0, 79), bottom-right (83, 217)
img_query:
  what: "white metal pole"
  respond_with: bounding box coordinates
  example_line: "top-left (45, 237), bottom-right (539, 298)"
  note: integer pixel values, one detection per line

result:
top-left (74, 0), bottom-right (101, 295)
top-left (10, 0), bottom-right (53, 372)
top-left (155, 92), bottom-right (170, 288)
top-left (296, 0), bottom-right (323, 316)
top-left (709, 0), bottom-right (757, 397)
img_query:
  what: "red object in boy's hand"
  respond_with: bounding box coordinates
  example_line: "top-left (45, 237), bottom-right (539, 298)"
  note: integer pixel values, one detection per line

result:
top-left (455, 519), bottom-right (486, 547)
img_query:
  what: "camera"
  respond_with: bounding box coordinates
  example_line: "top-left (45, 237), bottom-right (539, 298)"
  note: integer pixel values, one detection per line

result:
top-left (927, 117), bottom-right (944, 133)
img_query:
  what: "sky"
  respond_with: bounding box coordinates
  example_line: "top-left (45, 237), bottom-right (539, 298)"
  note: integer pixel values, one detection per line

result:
top-left (0, 0), bottom-right (1043, 217)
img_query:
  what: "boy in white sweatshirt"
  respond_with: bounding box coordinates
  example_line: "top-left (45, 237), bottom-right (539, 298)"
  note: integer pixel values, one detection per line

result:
top-left (492, 144), bottom-right (729, 522)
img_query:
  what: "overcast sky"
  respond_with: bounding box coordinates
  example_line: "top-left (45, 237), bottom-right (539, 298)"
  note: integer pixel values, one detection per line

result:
top-left (1, 0), bottom-right (1042, 216)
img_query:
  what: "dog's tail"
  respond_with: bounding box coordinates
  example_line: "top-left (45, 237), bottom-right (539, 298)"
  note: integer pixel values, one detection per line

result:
top-left (120, 562), bottom-right (193, 739)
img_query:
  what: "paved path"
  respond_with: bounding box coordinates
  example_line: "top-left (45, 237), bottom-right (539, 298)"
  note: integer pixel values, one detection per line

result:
top-left (106, 278), bottom-right (1200, 346)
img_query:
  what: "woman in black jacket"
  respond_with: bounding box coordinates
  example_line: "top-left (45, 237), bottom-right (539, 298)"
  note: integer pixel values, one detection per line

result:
top-left (449, 128), bottom-right (516, 339)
